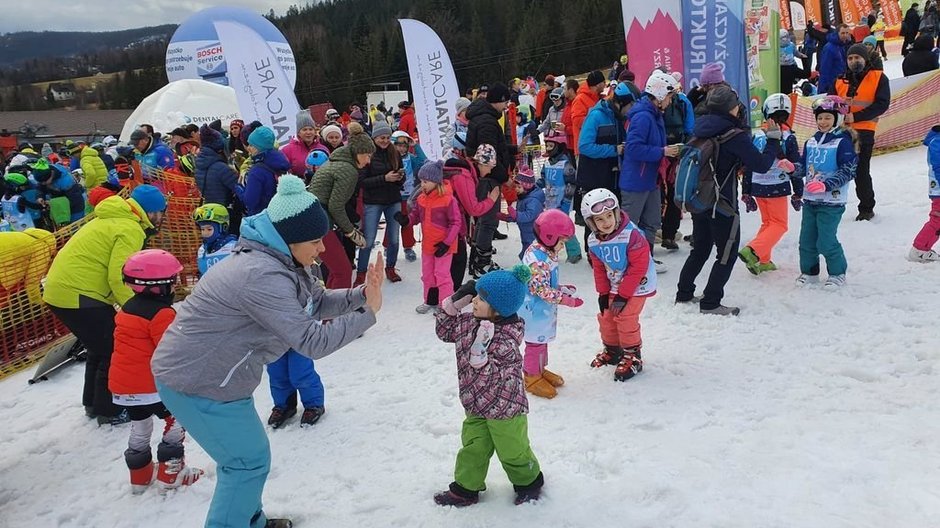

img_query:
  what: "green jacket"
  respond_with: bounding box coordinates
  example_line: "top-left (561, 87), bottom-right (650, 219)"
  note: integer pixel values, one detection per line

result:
top-left (307, 145), bottom-right (360, 234)
top-left (43, 195), bottom-right (153, 309)
top-left (79, 147), bottom-right (109, 190)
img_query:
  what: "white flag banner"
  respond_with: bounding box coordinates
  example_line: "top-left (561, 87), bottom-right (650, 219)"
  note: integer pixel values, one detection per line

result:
top-left (398, 19), bottom-right (459, 161)
top-left (213, 20), bottom-right (302, 145)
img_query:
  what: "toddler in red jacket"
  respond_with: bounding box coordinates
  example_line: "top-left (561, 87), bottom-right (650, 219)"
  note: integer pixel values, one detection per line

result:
top-left (109, 249), bottom-right (202, 494)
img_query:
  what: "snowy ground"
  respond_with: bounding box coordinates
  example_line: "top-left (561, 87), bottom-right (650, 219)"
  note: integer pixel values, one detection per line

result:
top-left (1, 139), bottom-right (938, 527)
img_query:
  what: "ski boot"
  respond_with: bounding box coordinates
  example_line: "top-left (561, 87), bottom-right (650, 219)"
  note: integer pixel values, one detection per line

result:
top-left (737, 246), bottom-right (761, 275)
top-left (300, 406), bottom-right (325, 427)
top-left (268, 406), bottom-right (297, 429)
top-left (434, 483), bottom-right (480, 507)
top-left (540, 369), bottom-right (565, 388)
top-left (156, 442), bottom-right (203, 491)
top-left (513, 472), bottom-right (544, 505)
top-left (125, 448), bottom-right (155, 495)
top-left (97, 408), bottom-right (130, 426)
top-left (524, 374), bottom-right (556, 399)
top-left (591, 346), bottom-right (624, 368)
top-left (614, 347), bottom-right (643, 382)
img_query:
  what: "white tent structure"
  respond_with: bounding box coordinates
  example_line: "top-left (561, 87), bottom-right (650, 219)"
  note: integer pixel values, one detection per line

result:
top-left (119, 79), bottom-right (241, 142)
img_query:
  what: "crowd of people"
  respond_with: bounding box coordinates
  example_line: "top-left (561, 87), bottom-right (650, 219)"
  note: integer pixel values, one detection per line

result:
top-left (3, 23), bottom-right (940, 527)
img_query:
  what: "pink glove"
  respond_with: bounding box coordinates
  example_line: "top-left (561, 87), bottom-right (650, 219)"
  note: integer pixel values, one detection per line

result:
top-left (805, 180), bottom-right (826, 194)
top-left (505, 206), bottom-right (517, 221)
top-left (776, 159), bottom-right (796, 173)
top-left (559, 293), bottom-right (584, 308)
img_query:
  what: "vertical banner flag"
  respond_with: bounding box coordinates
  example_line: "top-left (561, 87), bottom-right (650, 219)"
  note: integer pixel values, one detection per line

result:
top-left (683, 0), bottom-right (749, 101)
top-left (746, 0), bottom-right (781, 126)
top-left (621, 1), bottom-right (685, 89)
top-left (838, 0), bottom-right (860, 24)
top-left (790, 2), bottom-right (808, 30)
top-left (781, 0), bottom-right (793, 29)
top-left (801, 0), bottom-right (824, 25)
top-left (882, 0), bottom-right (903, 29)
top-left (213, 20), bottom-right (302, 144)
top-left (398, 19), bottom-right (460, 162)
top-left (820, 0), bottom-right (841, 26)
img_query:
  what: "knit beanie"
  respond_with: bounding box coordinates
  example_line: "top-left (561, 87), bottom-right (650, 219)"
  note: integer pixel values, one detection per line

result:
top-left (296, 110), bottom-right (316, 131)
top-left (230, 119), bottom-right (245, 130)
top-left (862, 35), bottom-right (877, 47)
top-left (248, 126), bottom-right (276, 151)
top-left (371, 121), bottom-right (393, 139)
top-left (847, 43), bottom-right (870, 61)
top-left (267, 175), bottom-right (330, 244)
top-left (241, 120), bottom-right (263, 145)
top-left (199, 124), bottom-right (225, 152)
top-left (586, 70), bottom-right (606, 87)
top-left (320, 124), bottom-right (343, 140)
top-left (455, 97), bottom-right (472, 115)
top-left (706, 86), bottom-right (739, 115)
top-left (476, 264), bottom-right (532, 317)
top-left (346, 122), bottom-right (376, 155)
top-left (486, 82), bottom-right (511, 103)
top-left (700, 62), bottom-right (725, 85)
top-left (514, 166), bottom-right (536, 189)
top-left (130, 184), bottom-right (167, 213)
top-left (418, 160), bottom-right (445, 184)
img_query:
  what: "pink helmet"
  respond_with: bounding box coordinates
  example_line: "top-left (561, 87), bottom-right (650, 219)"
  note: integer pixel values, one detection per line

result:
top-left (544, 131), bottom-right (567, 147)
top-left (122, 249), bottom-right (183, 296)
top-left (534, 209), bottom-right (575, 248)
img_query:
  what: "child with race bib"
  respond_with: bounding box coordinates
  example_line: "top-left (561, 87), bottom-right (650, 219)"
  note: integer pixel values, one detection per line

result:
top-left (193, 203), bottom-right (238, 277)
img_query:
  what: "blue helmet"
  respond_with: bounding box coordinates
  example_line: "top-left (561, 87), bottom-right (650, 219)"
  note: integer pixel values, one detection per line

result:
top-left (613, 81), bottom-right (641, 106)
top-left (306, 150), bottom-right (329, 168)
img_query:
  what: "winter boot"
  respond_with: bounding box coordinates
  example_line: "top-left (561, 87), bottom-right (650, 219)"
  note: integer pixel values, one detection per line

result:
top-left (415, 303), bottom-right (436, 314)
top-left (97, 408), bottom-right (130, 426)
top-left (156, 442), bottom-right (203, 491)
top-left (300, 406), bottom-right (325, 427)
top-left (264, 519), bottom-right (293, 528)
top-left (354, 271), bottom-right (367, 287)
top-left (758, 261), bottom-right (778, 273)
top-left (125, 448), bottom-right (155, 495)
top-left (267, 406), bottom-right (297, 429)
top-left (908, 247), bottom-right (940, 262)
top-left (469, 245), bottom-right (499, 279)
top-left (84, 406), bottom-right (95, 419)
top-left (566, 253), bottom-right (582, 264)
top-left (541, 369), bottom-right (564, 387)
top-left (493, 228), bottom-right (508, 240)
top-left (404, 248), bottom-right (417, 262)
top-left (700, 305), bottom-right (741, 316)
top-left (385, 267), bottom-right (402, 283)
top-left (738, 246), bottom-right (761, 275)
top-left (661, 238), bottom-right (679, 251)
top-left (434, 482), bottom-right (480, 507)
top-left (513, 472), bottom-right (544, 505)
top-left (524, 374), bottom-right (557, 399)
top-left (591, 346), bottom-right (624, 368)
top-left (614, 347), bottom-right (643, 382)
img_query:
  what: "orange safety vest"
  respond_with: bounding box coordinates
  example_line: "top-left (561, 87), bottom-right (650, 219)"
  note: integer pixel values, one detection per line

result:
top-left (834, 70), bottom-right (884, 132)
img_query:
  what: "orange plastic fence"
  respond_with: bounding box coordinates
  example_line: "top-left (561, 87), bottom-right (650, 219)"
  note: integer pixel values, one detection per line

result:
top-left (0, 166), bottom-right (202, 379)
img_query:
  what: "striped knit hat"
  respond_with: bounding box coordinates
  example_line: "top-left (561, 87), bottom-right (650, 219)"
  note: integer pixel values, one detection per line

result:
top-left (267, 175), bottom-right (330, 244)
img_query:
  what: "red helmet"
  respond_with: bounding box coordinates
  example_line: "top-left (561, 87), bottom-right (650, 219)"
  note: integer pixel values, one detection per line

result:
top-left (534, 209), bottom-right (575, 248)
top-left (122, 249), bottom-right (183, 296)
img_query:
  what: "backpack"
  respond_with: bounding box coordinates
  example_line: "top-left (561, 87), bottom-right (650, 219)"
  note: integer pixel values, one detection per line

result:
top-left (674, 129), bottom-right (743, 215)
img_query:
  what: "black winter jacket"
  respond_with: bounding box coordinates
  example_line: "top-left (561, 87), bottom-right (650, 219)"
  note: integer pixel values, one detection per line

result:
top-left (359, 146), bottom-right (403, 205)
top-left (902, 36), bottom-right (940, 77)
top-left (465, 99), bottom-right (510, 184)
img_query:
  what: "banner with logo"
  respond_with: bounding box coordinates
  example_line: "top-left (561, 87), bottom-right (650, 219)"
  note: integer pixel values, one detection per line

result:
top-left (781, 0), bottom-right (793, 29)
top-left (799, 0), bottom-right (824, 25)
top-left (682, 0), bottom-right (749, 99)
top-left (746, 0), bottom-right (781, 126)
top-left (621, 2), bottom-right (685, 89)
top-left (882, 0), bottom-right (903, 28)
top-left (214, 20), bottom-right (302, 145)
top-left (398, 19), bottom-right (460, 162)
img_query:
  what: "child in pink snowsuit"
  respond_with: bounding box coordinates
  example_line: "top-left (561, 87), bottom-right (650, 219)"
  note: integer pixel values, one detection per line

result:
top-left (408, 160), bottom-right (462, 309)
top-left (909, 125), bottom-right (940, 263)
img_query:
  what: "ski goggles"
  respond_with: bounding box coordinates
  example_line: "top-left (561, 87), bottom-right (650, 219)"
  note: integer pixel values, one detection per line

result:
top-left (812, 96), bottom-right (849, 114)
top-left (589, 197), bottom-right (618, 215)
top-left (549, 93), bottom-right (562, 101)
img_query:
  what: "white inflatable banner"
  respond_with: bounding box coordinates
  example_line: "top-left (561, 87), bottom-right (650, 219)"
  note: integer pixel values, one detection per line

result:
top-left (214, 20), bottom-right (302, 145)
top-left (399, 19), bottom-right (459, 161)
top-left (119, 79), bottom-right (240, 142)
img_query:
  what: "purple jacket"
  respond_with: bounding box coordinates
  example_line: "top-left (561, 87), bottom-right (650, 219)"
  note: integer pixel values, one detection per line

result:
top-left (435, 311), bottom-right (528, 419)
top-left (280, 136), bottom-right (329, 178)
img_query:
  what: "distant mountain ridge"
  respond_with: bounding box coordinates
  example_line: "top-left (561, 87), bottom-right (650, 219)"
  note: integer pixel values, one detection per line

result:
top-left (0, 25), bottom-right (177, 67)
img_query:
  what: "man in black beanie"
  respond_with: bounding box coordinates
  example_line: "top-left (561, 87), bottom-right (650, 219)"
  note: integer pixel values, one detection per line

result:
top-left (464, 82), bottom-right (512, 277)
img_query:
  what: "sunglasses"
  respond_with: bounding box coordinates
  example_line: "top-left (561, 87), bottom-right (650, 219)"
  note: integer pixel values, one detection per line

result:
top-left (589, 198), bottom-right (618, 215)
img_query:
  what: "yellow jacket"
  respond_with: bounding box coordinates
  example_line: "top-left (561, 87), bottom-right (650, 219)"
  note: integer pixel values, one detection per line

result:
top-left (0, 228), bottom-right (56, 306)
top-left (80, 147), bottom-right (109, 190)
top-left (43, 196), bottom-right (153, 309)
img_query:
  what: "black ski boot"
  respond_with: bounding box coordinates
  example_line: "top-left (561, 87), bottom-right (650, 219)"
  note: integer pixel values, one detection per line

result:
top-left (591, 346), bottom-right (624, 368)
top-left (97, 408), bottom-right (130, 426)
top-left (513, 472), bottom-right (544, 505)
top-left (434, 482), bottom-right (480, 507)
top-left (614, 347), bottom-right (643, 382)
top-left (300, 406), bottom-right (325, 427)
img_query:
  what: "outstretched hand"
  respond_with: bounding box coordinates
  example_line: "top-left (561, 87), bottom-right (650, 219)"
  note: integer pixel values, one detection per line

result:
top-left (364, 252), bottom-right (384, 313)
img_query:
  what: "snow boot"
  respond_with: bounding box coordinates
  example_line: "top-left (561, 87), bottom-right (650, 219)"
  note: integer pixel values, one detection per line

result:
top-left (97, 408), bottom-right (130, 426)
top-left (469, 246), bottom-right (499, 279)
top-left (737, 246), bottom-right (761, 275)
top-left (404, 248), bottom-right (417, 262)
top-left (493, 229), bottom-right (508, 240)
top-left (354, 271), bottom-right (367, 287)
top-left (156, 443), bottom-right (203, 491)
top-left (614, 347), bottom-right (643, 382)
top-left (125, 448), bottom-right (155, 495)
top-left (300, 406), bottom-right (325, 427)
top-left (524, 374), bottom-right (557, 399)
top-left (591, 346), bottom-right (624, 368)
top-left (758, 261), bottom-right (778, 273)
top-left (700, 305), bottom-right (741, 316)
top-left (908, 247), bottom-right (940, 262)
top-left (267, 406), bottom-right (297, 429)
top-left (84, 405), bottom-right (95, 419)
top-left (513, 472), bottom-right (544, 505)
top-left (434, 483), bottom-right (480, 507)
top-left (541, 369), bottom-right (564, 387)
top-left (264, 519), bottom-right (293, 528)
top-left (385, 267), bottom-right (402, 283)
top-left (661, 238), bottom-right (679, 252)
top-left (415, 303), bottom-right (436, 314)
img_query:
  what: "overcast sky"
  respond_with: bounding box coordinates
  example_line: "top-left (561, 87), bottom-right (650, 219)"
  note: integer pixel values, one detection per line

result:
top-left (0, 1), bottom-right (304, 33)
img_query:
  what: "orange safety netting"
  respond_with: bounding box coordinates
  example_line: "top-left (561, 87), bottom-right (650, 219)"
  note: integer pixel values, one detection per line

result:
top-left (1, 165), bottom-right (202, 380)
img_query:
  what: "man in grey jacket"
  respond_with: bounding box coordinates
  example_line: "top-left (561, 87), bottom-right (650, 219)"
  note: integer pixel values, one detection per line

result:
top-left (152, 175), bottom-right (383, 528)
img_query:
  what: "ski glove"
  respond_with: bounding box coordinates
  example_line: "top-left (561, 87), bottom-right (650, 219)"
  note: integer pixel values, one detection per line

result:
top-left (609, 295), bottom-right (629, 316)
top-left (434, 242), bottom-right (450, 257)
top-left (345, 229), bottom-right (366, 248)
top-left (764, 122), bottom-right (783, 140)
top-left (791, 195), bottom-right (803, 211)
top-left (741, 194), bottom-right (758, 213)
top-left (496, 206), bottom-right (517, 223)
top-left (469, 320), bottom-right (495, 368)
top-left (559, 293), bottom-right (584, 308)
top-left (598, 294), bottom-right (610, 313)
top-left (776, 159), bottom-right (796, 173)
top-left (394, 211), bottom-right (409, 227)
top-left (805, 180), bottom-right (826, 194)
top-left (443, 280), bottom-right (477, 316)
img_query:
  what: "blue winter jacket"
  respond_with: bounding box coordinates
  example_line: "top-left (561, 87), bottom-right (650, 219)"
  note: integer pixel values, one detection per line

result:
top-left (194, 146), bottom-right (239, 206)
top-left (620, 97), bottom-right (667, 192)
top-left (818, 32), bottom-right (849, 94)
top-left (44, 164), bottom-right (87, 222)
top-left (926, 126), bottom-right (940, 199)
top-left (576, 100), bottom-right (623, 192)
top-left (242, 149), bottom-right (291, 215)
top-left (795, 128), bottom-right (858, 206)
top-left (138, 141), bottom-right (176, 172)
top-left (514, 187), bottom-right (545, 258)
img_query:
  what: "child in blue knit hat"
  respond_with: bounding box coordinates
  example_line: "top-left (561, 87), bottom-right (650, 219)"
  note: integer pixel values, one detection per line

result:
top-left (432, 264), bottom-right (545, 508)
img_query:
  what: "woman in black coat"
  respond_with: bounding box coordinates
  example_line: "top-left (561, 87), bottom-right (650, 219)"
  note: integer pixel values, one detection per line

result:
top-left (902, 35), bottom-right (940, 76)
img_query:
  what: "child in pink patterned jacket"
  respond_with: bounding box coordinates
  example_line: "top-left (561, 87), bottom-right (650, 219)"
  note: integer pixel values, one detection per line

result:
top-left (432, 264), bottom-right (545, 508)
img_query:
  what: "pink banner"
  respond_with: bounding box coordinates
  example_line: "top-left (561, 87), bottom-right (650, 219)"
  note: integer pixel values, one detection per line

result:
top-left (622, 2), bottom-right (684, 89)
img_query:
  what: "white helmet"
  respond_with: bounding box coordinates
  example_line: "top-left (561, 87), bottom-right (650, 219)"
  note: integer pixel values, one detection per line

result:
top-left (762, 92), bottom-right (792, 120)
top-left (580, 188), bottom-right (621, 231)
top-left (645, 71), bottom-right (679, 102)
